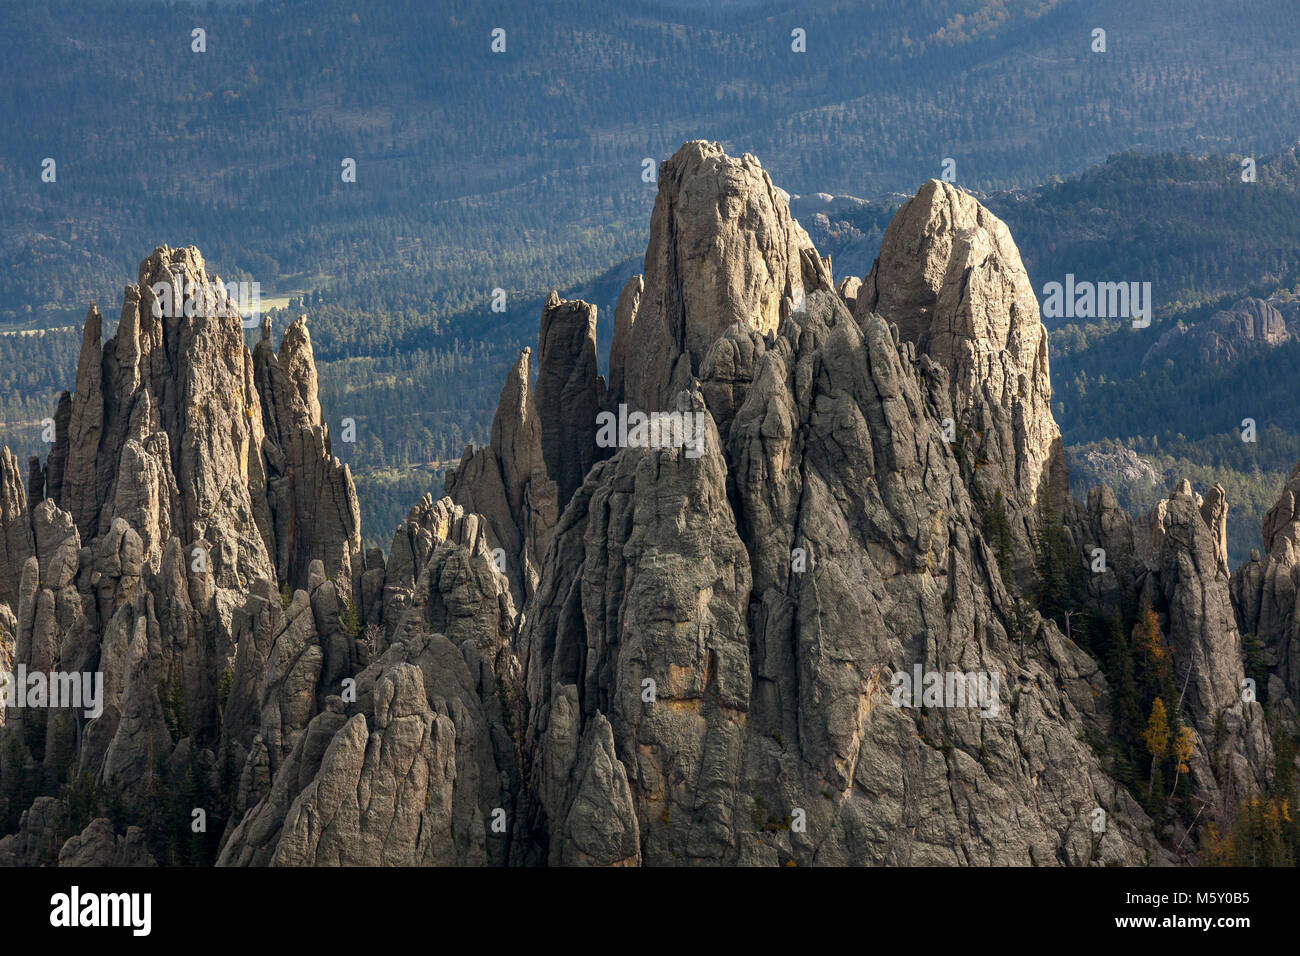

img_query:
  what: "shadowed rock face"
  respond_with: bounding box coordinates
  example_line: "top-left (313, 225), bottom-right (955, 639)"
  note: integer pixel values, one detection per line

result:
top-left (483, 143), bottom-right (1183, 866)
top-left (1233, 463), bottom-right (1300, 731)
top-left (535, 292), bottom-right (604, 512)
top-left (605, 276), bottom-right (643, 410)
top-left (1, 145), bottom-right (1290, 867)
top-left (253, 314), bottom-right (362, 596)
top-left (1064, 485), bottom-right (1140, 621)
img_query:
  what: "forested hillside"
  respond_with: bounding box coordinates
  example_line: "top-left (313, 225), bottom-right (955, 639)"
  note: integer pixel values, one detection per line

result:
top-left (2, 0), bottom-right (1299, 548)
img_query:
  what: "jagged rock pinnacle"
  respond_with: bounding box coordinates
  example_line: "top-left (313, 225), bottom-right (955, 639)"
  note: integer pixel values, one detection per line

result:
top-left (623, 141), bottom-right (815, 412)
top-left (859, 178), bottom-right (1067, 579)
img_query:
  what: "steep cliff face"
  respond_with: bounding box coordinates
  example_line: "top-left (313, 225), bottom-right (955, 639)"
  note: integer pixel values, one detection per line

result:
top-left (1142, 482), bottom-right (1271, 813)
top-left (622, 143), bottom-right (816, 414)
top-left (506, 144), bottom-right (1162, 865)
top-left (1232, 463), bottom-right (1300, 725)
top-left (2, 144), bottom-right (1290, 867)
top-left (857, 181), bottom-right (1067, 582)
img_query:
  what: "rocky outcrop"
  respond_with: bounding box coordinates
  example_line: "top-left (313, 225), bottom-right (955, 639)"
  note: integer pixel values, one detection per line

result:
top-left (0, 603), bottom-right (14, 728)
top-left (1199, 484), bottom-right (1230, 577)
top-left (54, 248), bottom-right (276, 594)
top-left (27, 249), bottom-right (355, 609)
top-left (219, 498), bottom-right (521, 867)
top-left (1141, 297), bottom-right (1291, 370)
top-left (0, 796), bottom-right (61, 866)
top-left (1232, 461), bottom-right (1300, 717)
top-left (856, 180), bottom-right (1067, 582)
top-left (445, 349), bottom-right (558, 609)
top-left (535, 293), bottom-right (604, 512)
top-left (253, 315), bottom-right (362, 595)
top-left (57, 817), bottom-right (157, 867)
top-left (1143, 481), bottom-right (1270, 812)
top-left (1067, 446), bottom-right (1161, 494)
top-left (499, 146), bottom-right (1177, 866)
top-left (623, 142), bottom-right (815, 413)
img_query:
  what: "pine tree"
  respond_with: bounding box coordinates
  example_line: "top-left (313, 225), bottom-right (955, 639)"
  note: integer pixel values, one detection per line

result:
top-left (1106, 615), bottom-right (1142, 784)
top-left (1033, 495), bottom-right (1069, 625)
top-left (981, 488), bottom-right (1015, 585)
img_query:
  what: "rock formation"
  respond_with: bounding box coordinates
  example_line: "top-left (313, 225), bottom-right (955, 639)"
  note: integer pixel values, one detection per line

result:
top-left (535, 292), bottom-right (604, 511)
top-left (1233, 462), bottom-right (1300, 725)
top-left (622, 143), bottom-right (815, 413)
top-left (0, 247), bottom-right (381, 865)
top-left (1141, 296), bottom-right (1292, 370)
top-left (0, 448), bottom-right (33, 611)
top-left (219, 498), bottom-right (521, 866)
top-left (253, 314), bottom-right (362, 596)
top-left (1067, 445), bottom-right (1161, 496)
top-left (513, 285), bottom-right (1160, 864)
top-left (2, 143), bottom-right (1292, 868)
top-left (856, 180), bottom-right (1067, 582)
top-left (1064, 485), bottom-right (1141, 621)
top-left (502, 144), bottom-right (1170, 865)
top-left (605, 276), bottom-right (643, 410)
top-left (445, 349), bottom-right (558, 608)
top-left (1142, 481), bottom-right (1270, 813)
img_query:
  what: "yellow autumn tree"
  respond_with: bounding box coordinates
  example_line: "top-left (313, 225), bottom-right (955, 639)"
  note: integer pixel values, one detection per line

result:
top-left (1143, 697), bottom-right (1169, 799)
top-left (1169, 724), bottom-right (1195, 797)
top-left (1219, 796), bottom-right (1296, 865)
top-left (1133, 605), bottom-right (1170, 681)
top-left (1203, 822), bottom-right (1235, 865)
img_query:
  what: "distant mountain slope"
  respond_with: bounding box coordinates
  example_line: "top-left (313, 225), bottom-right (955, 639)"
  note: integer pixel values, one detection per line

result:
top-left (2, 0), bottom-right (1299, 332)
top-left (3, 1), bottom-right (1300, 553)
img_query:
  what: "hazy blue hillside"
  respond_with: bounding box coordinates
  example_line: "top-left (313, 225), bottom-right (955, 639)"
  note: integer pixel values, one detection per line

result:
top-left (2, 0), bottom-right (1299, 547)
